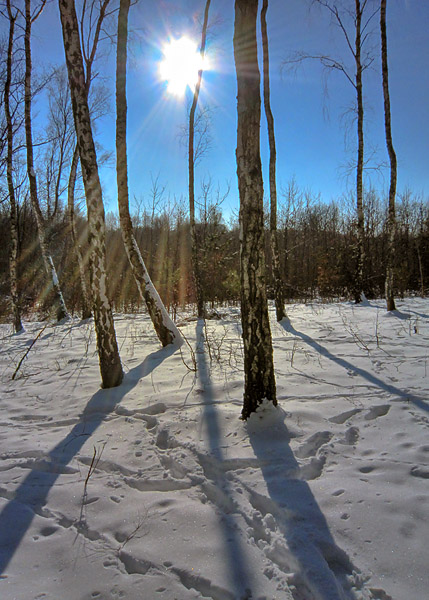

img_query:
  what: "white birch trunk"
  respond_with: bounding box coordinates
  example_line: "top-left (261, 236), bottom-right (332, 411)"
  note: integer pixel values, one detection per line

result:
top-left (234, 0), bottom-right (277, 420)
top-left (59, 0), bottom-right (123, 388)
top-left (24, 0), bottom-right (68, 322)
top-left (116, 0), bottom-right (182, 347)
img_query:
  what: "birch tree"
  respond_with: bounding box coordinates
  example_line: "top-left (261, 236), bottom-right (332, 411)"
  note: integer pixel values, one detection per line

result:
top-left (380, 0), bottom-right (396, 311)
top-left (290, 1), bottom-right (378, 302)
top-left (24, 0), bottom-right (68, 321)
top-left (261, 0), bottom-right (285, 322)
top-left (4, 0), bottom-right (23, 332)
top-left (67, 0), bottom-right (112, 320)
top-left (59, 0), bottom-right (123, 388)
top-left (116, 0), bottom-right (181, 346)
top-left (233, 0), bottom-right (277, 420)
top-left (188, 0), bottom-right (211, 320)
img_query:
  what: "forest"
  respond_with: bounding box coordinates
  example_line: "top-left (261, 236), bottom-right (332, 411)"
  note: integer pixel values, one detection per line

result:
top-left (0, 0), bottom-right (427, 336)
top-left (0, 1), bottom-right (428, 599)
top-left (0, 181), bottom-right (428, 317)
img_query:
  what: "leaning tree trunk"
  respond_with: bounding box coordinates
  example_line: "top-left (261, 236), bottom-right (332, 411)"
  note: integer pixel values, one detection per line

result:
top-left (4, 0), bottom-right (23, 333)
top-left (116, 0), bottom-right (181, 347)
top-left (380, 0), bottom-right (397, 312)
top-left (59, 0), bottom-right (123, 388)
top-left (24, 0), bottom-right (68, 322)
top-left (233, 0), bottom-right (277, 420)
top-left (188, 0), bottom-right (211, 320)
top-left (354, 0), bottom-right (365, 303)
top-left (261, 0), bottom-right (285, 322)
top-left (68, 144), bottom-right (92, 319)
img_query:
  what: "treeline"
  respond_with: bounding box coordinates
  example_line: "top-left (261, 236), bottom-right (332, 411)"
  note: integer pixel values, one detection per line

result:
top-left (0, 184), bottom-right (427, 321)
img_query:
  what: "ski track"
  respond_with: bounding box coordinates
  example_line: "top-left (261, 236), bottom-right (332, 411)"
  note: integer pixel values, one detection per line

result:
top-left (0, 299), bottom-right (428, 599)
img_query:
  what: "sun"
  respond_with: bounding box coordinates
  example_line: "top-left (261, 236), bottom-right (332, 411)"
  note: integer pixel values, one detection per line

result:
top-left (159, 36), bottom-right (208, 97)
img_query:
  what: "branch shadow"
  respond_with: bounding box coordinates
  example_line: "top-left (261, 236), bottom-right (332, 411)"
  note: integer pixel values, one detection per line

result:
top-left (281, 320), bottom-right (429, 414)
top-left (0, 344), bottom-right (176, 574)
top-left (195, 321), bottom-right (255, 598)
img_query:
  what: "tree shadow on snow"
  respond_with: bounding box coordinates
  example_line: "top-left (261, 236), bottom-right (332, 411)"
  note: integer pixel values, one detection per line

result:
top-left (0, 343), bottom-right (177, 575)
top-left (195, 321), bottom-right (255, 599)
top-left (281, 320), bottom-right (429, 415)
top-left (247, 410), bottom-right (362, 600)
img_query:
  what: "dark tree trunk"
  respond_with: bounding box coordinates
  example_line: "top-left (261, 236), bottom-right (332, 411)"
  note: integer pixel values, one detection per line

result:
top-left (68, 144), bottom-right (92, 319)
top-left (4, 0), bottom-right (23, 333)
top-left (116, 0), bottom-right (181, 347)
top-left (25, 0), bottom-right (68, 322)
top-left (380, 0), bottom-right (397, 311)
top-left (188, 0), bottom-right (211, 320)
top-left (261, 0), bottom-right (285, 322)
top-left (59, 0), bottom-right (123, 388)
top-left (354, 0), bottom-right (365, 303)
top-left (233, 0), bottom-right (277, 420)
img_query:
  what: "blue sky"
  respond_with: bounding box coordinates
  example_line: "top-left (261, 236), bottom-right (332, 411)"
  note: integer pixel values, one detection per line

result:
top-left (29, 0), bottom-right (429, 216)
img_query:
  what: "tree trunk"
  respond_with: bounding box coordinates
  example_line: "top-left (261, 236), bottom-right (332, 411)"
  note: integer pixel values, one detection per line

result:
top-left (380, 0), bottom-right (397, 312)
top-left (116, 0), bottom-right (181, 347)
top-left (354, 0), bottom-right (365, 303)
top-left (59, 0), bottom-right (123, 388)
top-left (4, 0), bottom-right (23, 333)
top-left (261, 0), bottom-right (285, 322)
top-left (24, 0), bottom-right (68, 322)
top-left (188, 0), bottom-right (211, 320)
top-left (233, 0), bottom-right (277, 420)
top-left (68, 143), bottom-right (92, 319)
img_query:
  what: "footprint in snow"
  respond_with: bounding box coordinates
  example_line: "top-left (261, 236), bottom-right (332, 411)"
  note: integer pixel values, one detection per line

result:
top-left (410, 465), bottom-right (429, 479)
top-left (329, 408), bottom-right (362, 424)
top-left (295, 431), bottom-right (333, 459)
top-left (364, 405), bottom-right (390, 421)
top-left (339, 426), bottom-right (360, 446)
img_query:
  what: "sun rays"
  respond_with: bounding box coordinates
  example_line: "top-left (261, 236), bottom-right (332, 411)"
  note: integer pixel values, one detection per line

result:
top-left (159, 36), bottom-right (209, 97)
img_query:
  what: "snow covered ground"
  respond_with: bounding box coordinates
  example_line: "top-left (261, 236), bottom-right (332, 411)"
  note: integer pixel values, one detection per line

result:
top-left (0, 298), bottom-right (428, 600)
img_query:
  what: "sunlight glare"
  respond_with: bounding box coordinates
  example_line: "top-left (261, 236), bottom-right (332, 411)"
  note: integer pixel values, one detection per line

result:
top-left (159, 36), bottom-right (208, 97)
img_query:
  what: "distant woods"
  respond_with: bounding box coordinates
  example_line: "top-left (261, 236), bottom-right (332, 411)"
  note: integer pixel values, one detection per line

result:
top-left (1, 185), bottom-right (427, 319)
top-left (0, 0), bottom-right (428, 402)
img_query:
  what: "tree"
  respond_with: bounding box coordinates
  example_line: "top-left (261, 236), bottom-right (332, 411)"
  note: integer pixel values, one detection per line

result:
top-left (59, 0), bottom-right (123, 388)
top-left (115, 0), bottom-right (181, 346)
top-left (24, 0), bottom-right (68, 321)
top-left (68, 0), bottom-right (112, 320)
top-left (380, 0), bottom-right (396, 311)
top-left (233, 0), bottom-right (277, 420)
top-left (291, 1), bottom-right (378, 302)
top-left (261, 0), bottom-right (285, 322)
top-left (4, 0), bottom-right (23, 332)
top-left (352, 0), bottom-right (367, 303)
top-left (188, 0), bottom-right (211, 319)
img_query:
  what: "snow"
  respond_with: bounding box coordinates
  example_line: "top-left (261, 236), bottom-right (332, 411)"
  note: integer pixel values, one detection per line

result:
top-left (0, 298), bottom-right (428, 600)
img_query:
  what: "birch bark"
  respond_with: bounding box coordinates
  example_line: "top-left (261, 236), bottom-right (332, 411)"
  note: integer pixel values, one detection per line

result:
top-left (233, 0), bottom-right (277, 420)
top-left (59, 0), bottom-right (123, 388)
top-left (116, 0), bottom-right (182, 346)
top-left (25, 0), bottom-right (68, 322)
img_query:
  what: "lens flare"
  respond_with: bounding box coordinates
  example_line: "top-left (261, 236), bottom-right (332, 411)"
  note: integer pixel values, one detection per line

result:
top-left (159, 36), bottom-right (208, 97)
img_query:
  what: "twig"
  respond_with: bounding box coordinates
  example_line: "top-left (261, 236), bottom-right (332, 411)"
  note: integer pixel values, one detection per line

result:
top-left (11, 323), bottom-right (49, 380)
